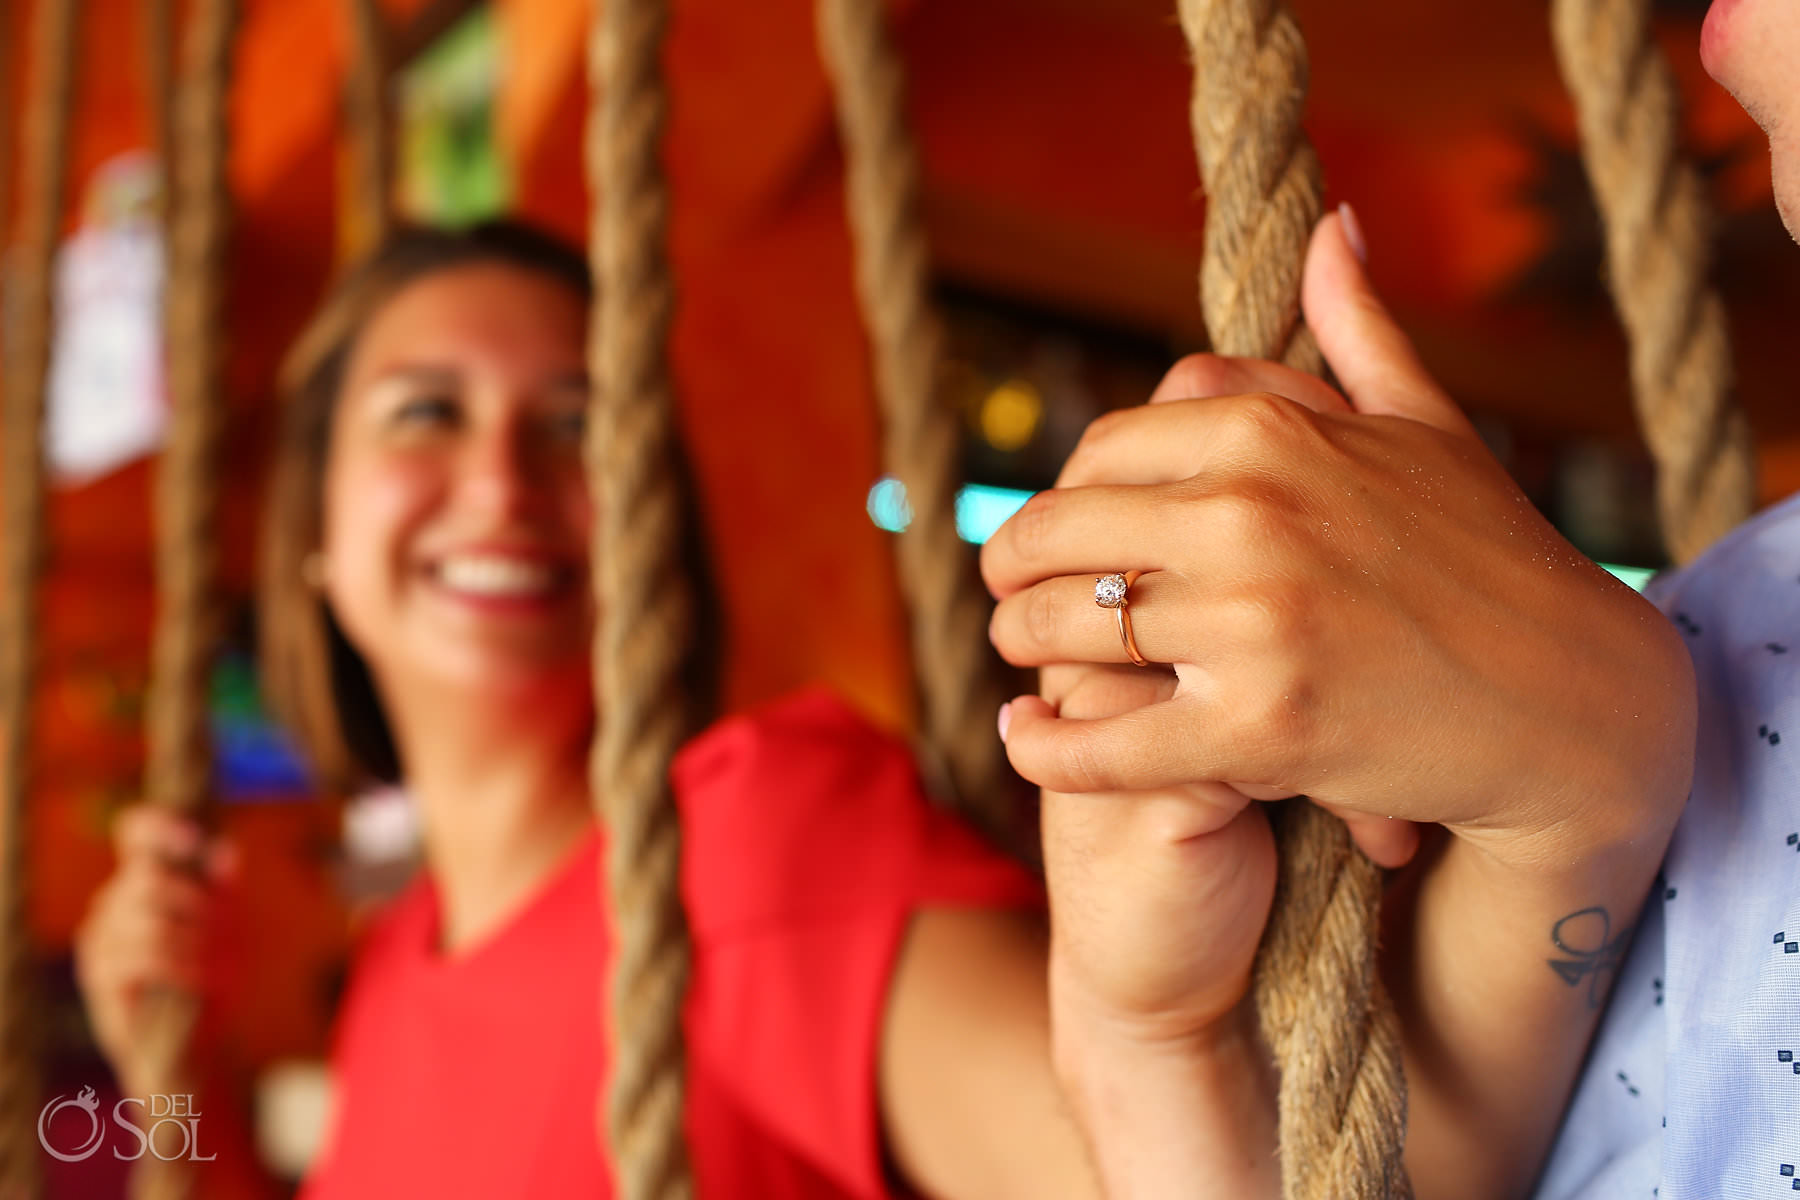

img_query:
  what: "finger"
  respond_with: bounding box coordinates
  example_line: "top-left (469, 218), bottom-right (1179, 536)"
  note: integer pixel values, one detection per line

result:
top-left (1302, 208), bottom-right (1474, 436)
top-left (117, 943), bottom-right (205, 995)
top-left (1339, 811), bottom-right (1422, 870)
top-left (114, 860), bottom-right (212, 924)
top-left (980, 482), bottom-right (1190, 598)
top-left (992, 570), bottom-right (1197, 669)
top-left (1045, 662), bottom-right (1178, 721)
top-left (115, 806), bottom-right (204, 867)
top-left (1043, 776), bottom-right (1251, 853)
top-left (1000, 693), bottom-right (1284, 795)
top-left (91, 920), bottom-right (206, 998)
top-left (1147, 352), bottom-right (1351, 416)
top-left (104, 899), bottom-right (209, 963)
top-left (1052, 392), bottom-right (1327, 490)
top-left (1311, 797), bottom-right (1422, 870)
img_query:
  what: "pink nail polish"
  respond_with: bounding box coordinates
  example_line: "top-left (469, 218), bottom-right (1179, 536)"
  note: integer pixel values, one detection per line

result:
top-left (1338, 202), bottom-right (1369, 264)
top-left (997, 702), bottom-right (1013, 744)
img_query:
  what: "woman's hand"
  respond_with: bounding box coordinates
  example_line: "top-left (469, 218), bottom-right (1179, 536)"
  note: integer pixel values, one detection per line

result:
top-left (984, 212), bottom-right (1695, 873)
top-left (1029, 662), bottom-right (1282, 1199)
top-left (74, 806), bottom-right (242, 1097)
top-left (1028, 662), bottom-right (1275, 1041)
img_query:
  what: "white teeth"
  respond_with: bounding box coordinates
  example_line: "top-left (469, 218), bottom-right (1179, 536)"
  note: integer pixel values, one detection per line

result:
top-left (437, 555), bottom-right (558, 596)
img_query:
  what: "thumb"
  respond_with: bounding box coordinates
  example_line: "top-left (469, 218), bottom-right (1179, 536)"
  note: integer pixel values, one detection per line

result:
top-left (1302, 206), bottom-right (1474, 436)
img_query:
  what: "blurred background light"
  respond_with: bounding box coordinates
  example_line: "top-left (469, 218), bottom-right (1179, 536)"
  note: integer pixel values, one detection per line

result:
top-left (977, 378), bottom-right (1043, 451)
top-left (867, 478), bottom-right (1031, 544)
top-left (868, 477), bottom-right (1656, 593)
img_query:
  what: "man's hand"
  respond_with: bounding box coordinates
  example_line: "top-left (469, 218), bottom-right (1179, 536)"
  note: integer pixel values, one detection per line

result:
top-left (985, 212), bottom-right (1694, 875)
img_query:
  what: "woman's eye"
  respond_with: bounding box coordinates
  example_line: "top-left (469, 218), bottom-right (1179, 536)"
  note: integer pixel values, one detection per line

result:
top-left (392, 395), bottom-right (460, 427)
top-left (549, 408), bottom-right (588, 441)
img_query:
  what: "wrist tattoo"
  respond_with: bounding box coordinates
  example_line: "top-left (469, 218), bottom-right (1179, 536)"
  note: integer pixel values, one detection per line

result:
top-left (1547, 906), bottom-right (1632, 1009)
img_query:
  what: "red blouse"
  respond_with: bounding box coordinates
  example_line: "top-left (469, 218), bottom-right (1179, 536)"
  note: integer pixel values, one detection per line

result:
top-left (299, 689), bottom-right (1042, 1198)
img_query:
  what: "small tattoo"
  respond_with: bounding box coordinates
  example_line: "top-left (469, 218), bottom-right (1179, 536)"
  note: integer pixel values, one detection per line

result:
top-left (1548, 907), bottom-right (1632, 1008)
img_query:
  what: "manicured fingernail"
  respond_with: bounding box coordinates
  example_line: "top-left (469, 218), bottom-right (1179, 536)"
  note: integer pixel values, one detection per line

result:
top-left (1338, 202), bottom-right (1368, 264)
top-left (997, 702), bottom-right (1013, 744)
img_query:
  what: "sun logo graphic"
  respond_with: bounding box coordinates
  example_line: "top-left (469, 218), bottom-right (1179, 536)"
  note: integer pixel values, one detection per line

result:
top-left (37, 1085), bottom-right (105, 1162)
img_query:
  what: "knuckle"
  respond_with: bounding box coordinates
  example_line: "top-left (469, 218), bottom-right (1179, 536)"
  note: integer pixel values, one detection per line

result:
top-left (1226, 390), bottom-right (1309, 444)
top-left (1024, 586), bottom-right (1061, 658)
top-left (1008, 488), bottom-right (1063, 568)
top-left (1059, 410), bottom-right (1130, 484)
top-left (1159, 353), bottom-right (1240, 401)
top-left (1208, 391), bottom-right (1329, 468)
top-left (1205, 489), bottom-right (1280, 547)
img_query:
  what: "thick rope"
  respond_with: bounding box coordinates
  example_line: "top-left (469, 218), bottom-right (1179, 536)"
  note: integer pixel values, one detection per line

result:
top-left (1176, 2), bottom-right (1410, 1196)
top-left (1551, 0), bottom-right (1753, 564)
top-left (145, 0), bottom-right (175, 231)
top-left (586, 0), bottom-right (697, 1196)
top-left (0, 0), bottom-right (78, 1194)
top-left (1182, 0), bottom-right (1325, 376)
top-left (133, 2), bottom-right (237, 1197)
top-left (814, 0), bottom-right (1020, 844)
top-left (1, 0), bottom-right (14, 249)
top-left (341, 0), bottom-right (394, 262)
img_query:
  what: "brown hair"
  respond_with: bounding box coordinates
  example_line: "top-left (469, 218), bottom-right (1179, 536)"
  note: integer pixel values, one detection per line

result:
top-left (258, 221), bottom-right (719, 791)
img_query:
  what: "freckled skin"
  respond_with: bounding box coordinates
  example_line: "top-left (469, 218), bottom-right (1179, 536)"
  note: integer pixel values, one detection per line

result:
top-left (1702, 0), bottom-right (1800, 238)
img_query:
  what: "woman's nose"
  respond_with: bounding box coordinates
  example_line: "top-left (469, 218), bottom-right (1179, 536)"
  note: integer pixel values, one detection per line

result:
top-left (457, 419), bottom-right (553, 518)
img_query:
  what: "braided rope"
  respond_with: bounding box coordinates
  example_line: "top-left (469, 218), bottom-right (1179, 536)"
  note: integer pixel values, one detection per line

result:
top-left (1, 0), bottom-right (14, 248)
top-left (341, 0), bottom-right (393, 261)
top-left (585, 0), bottom-right (697, 1196)
top-left (814, 0), bottom-right (1020, 845)
top-left (0, 0), bottom-right (78, 1193)
top-left (1182, 0), bottom-right (1325, 375)
top-left (1551, 0), bottom-right (1753, 564)
top-left (145, 0), bottom-right (175, 231)
top-left (1175, 3), bottom-right (1410, 1196)
top-left (133, 2), bottom-right (237, 1197)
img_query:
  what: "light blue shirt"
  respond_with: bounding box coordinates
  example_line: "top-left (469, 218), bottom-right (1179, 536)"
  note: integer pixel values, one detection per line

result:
top-left (1537, 493), bottom-right (1800, 1197)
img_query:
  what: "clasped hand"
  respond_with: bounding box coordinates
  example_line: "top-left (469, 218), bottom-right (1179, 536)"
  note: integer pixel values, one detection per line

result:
top-left (983, 213), bottom-right (1695, 1045)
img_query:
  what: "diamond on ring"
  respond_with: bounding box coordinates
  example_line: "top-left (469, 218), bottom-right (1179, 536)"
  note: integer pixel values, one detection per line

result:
top-left (1094, 573), bottom-right (1130, 609)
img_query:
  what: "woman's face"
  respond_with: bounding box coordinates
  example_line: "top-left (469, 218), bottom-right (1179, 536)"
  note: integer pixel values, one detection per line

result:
top-left (320, 263), bottom-right (595, 708)
top-left (1702, 0), bottom-right (1800, 238)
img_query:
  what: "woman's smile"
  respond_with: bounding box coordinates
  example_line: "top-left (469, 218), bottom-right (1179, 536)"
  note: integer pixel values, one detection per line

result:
top-left (423, 546), bottom-right (582, 615)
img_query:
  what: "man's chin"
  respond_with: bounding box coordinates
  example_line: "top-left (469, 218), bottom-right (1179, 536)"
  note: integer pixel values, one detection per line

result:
top-left (1773, 142), bottom-right (1800, 246)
